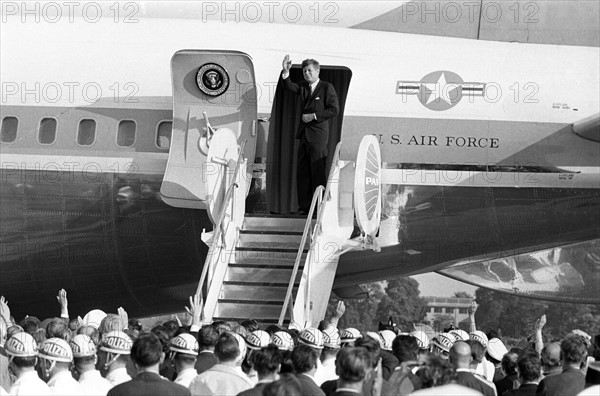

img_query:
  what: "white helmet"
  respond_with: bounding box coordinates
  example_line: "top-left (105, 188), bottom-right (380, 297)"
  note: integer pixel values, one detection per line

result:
top-left (231, 332), bottom-right (247, 363)
top-left (5, 332), bottom-right (38, 358)
top-left (322, 327), bottom-right (341, 349)
top-left (169, 334), bottom-right (199, 356)
top-left (470, 331), bottom-right (489, 348)
top-left (70, 334), bottom-right (97, 358)
top-left (246, 330), bottom-right (271, 350)
top-left (99, 331), bottom-right (132, 354)
top-left (341, 328), bottom-right (362, 343)
top-left (379, 330), bottom-right (396, 351)
top-left (272, 331), bottom-right (294, 351)
top-left (365, 331), bottom-right (384, 350)
top-left (298, 328), bottom-right (324, 350)
top-left (432, 332), bottom-right (456, 353)
top-left (410, 330), bottom-right (430, 349)
top-left (449, 329), bottom-right (470, 341)
top-left (39, 338), bottom-right (73, 363)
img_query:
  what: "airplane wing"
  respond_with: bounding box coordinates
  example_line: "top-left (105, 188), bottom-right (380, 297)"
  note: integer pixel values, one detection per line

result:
top-left (437, 239), bottom-right (600, 303)
top-left (573, 113), bottom-right (600, 142)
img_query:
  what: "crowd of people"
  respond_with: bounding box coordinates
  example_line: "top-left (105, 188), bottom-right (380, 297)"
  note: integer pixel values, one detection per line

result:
top-left (0, 291), bottom-right (598, 396)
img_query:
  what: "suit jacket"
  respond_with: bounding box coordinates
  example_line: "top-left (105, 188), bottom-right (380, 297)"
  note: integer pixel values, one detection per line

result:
top-left (536, 367), bottom-right (585, 396)
top-left (281, 74), bottom-right (339, 144)
top-left (298, 373), bottom-right (326, 396)
top-left (505, 383), bottom-right (538, 396)
top-left (107, 372), bottom-right (190, 396)
top-left (236, 382), bottom-right (268, 396)
top-left (195, 351), bottom-right (218, 374)
top-left (456, 370), bottom-right (496, 396)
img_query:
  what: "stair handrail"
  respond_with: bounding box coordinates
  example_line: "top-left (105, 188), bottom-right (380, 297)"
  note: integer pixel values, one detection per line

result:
top-left (278, 185), bottom-right (324, 326)
top-left (195, 139), bottom-right (248, 300)
top-left (315, 142), bottom-right (342, 235)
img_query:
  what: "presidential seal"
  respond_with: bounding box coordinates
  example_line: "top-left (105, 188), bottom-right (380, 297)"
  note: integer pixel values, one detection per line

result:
top-left (196, 63), bottom-right (230, 97)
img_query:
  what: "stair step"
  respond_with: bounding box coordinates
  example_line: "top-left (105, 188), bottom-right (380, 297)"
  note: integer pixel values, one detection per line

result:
top-left (227, 267), bottom-right (303, 283)
top-left (215, 301), bottom-right (287, 320)
top-left (232, 249), bottom-right (307, 263)
top-left (238, 232), bottom-right (303, 249)
top-left (243, 216), bottom-right (314, 232)
top-left (221, 284), bottom-right (298, 301)
top-left (231, 255), bottom-right (302, 266)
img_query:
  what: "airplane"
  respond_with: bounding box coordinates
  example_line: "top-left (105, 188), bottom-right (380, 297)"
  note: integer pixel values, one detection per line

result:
top-left (1, 2), bottom-right (599, 322)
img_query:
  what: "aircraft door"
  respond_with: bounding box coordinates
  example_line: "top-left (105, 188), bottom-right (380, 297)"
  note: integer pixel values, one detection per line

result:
top-left (161, 50), bottom-right (257, 219)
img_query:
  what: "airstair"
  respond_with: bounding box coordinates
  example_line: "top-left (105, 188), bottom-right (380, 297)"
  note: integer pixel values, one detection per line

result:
top-left (160, 50), bottom-right (382, 327)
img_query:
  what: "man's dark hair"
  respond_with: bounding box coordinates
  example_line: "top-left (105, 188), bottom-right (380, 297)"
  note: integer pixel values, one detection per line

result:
top-left (291, 344), bottom-right (318, 374)
top-left (467, 339), bottom-right (485, 364)
top-left (301, 59), bottom-right (320, 70)
top-left (517, 354), bottom-right (541, 382)
top-left (251, 344), bottom-right (283, 377)
top-left (501, 352), bottom-right (519, 376)
top-left (336, 346), bottom-right (372, 383)
top-left (541, 342), bottom-right (561, 368)
top-left (77, 325), bottom-right (100, 345)
top-left (355, 334), bottom-right (381, 368)
top-left (417, 354), bottom-right (456, 388)
top-left (11, 356), bottom-right (37, 369)
top-left (131, 332), bottom-right (163, 368)
top-left (214, 332), bottom-right (240, 362)
top-left (212, 320), bottom-right (231, 335)
top-left (198, 325), bottom-right (219, 348)
top-left (265, 325), bottom-right (281, 336)
top-left (240, 319), bottom-right (259, 333)
top-left (19, 316), bottom-right (40, 335)
top-left (561, 334), bottom-right (588, 364)
top-left (45, 318), bottom-right (69, 340)
top-left (128, 319), bottom-right (143, 332)
top-left (263, 373), bottom-right (302, 396)
top-left (74, 355), bottom-right (96, 367)
top-left (162, 320), bottom-right (179, 338)
top-left (151, 325), bottom-right (170, 353)
top-left (392, 335), bottom-right (418, 363)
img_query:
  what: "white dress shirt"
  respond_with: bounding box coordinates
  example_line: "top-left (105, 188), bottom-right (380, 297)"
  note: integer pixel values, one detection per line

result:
top-left (78, 370), bottom-right (112, 395)
top-left (9, 371), bottom-right (51, 396)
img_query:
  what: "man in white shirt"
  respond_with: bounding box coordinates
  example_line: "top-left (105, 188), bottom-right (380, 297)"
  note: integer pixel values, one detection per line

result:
top-left (38, 338), bottom-right (82, 395)
top-left (97, 331), bottom-right (133, 387)
top-left (169, 334), bottom-right (198, 388)
top-left (5, 332), bottom-right (51, 396)
top-left (70, 334), bottom-right (112, 395)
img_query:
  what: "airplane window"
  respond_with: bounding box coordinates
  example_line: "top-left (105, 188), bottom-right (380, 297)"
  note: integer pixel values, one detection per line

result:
top-left (38, 118), bottom-right (57, 144)
top-left (117, 120), bottom-right (136, 147)
top-left (1, 116), bottom-right (18, 143)
top-left (77, 119), bottom-right (96, 146)
top-left (156, 121), bottom-right (172, 149)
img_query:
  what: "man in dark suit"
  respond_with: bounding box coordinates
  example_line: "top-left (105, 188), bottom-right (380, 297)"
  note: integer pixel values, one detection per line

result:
top-left (107, 332), bottom-right (190, 396)
top-left (194, 324), bottom-right (218, 374)
top-left (450, 341), bottom-right (496, 396)
top-left (292, 344), bottom-right (326, 396)
top-left (281, 54), bottom-right (339, 214)
top-left (537, 334), bottom-right (587, 396)
top-left (505, 353), bottom-right (541, 396)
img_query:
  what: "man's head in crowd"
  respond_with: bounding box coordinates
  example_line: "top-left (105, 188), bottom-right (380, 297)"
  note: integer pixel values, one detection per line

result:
top-left (169, 333), bottom-right (198, 374)
top-left (449, 341), bottom-right (472, 370)
top-left (99, 314), bottom-right (124, 336)
top-left (561, 333), bottom-right (588, 368)
top-left (19, 316), bottom-right (41, 335)
top-left (38, 337), bottom-right (73, 380)
top-left (45, 318), bottom-right (69, 341)
top-left (467, 339), bottom-right (485, 369)
top-left (517, 353), bottom-right (541, 384)
top-left (501, 351), bottom-right (519, 377)
top-left (214, 332), bottom-right (241, 364)
top-left (130, 332), bottom-right (163, 371)
top-left (417, 354), bottom-right (457, 388)
top-left (5, 332), bottom-right (39, 377)
top-left (355, 333), bottom-right (381, 368)
top-left (392, 334), bottom-right (419, 364)
top-left (541, 342), bottom-right (561, 373)
top-left (70, 334), bottom-right (98, 375)
top-left (212, 320), bottom-right (232, 335)
top-left (335, 346), bottom-right (372, 387)
top-left (77, 325), bottom-right (100, 345)
top-left (251, 344), bottom-right (282, 381)
top-left (97, 330), bottom-right (132, 376)
top-left (162, 320), bottom-right (179, 338)
top-left (198, 324), bottom-right (219, 351)
top-left (291, 344), bottom-right (319, 375)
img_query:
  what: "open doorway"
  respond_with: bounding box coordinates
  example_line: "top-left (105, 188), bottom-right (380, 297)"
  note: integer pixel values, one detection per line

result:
top-left (266, 65), bottom-right (352, 214)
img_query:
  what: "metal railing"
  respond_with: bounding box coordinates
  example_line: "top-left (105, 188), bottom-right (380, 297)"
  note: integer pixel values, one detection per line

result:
top-left (195, 139), bottom-right (248, 301)
top-left (278, 142), bottom-right (342, 326)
